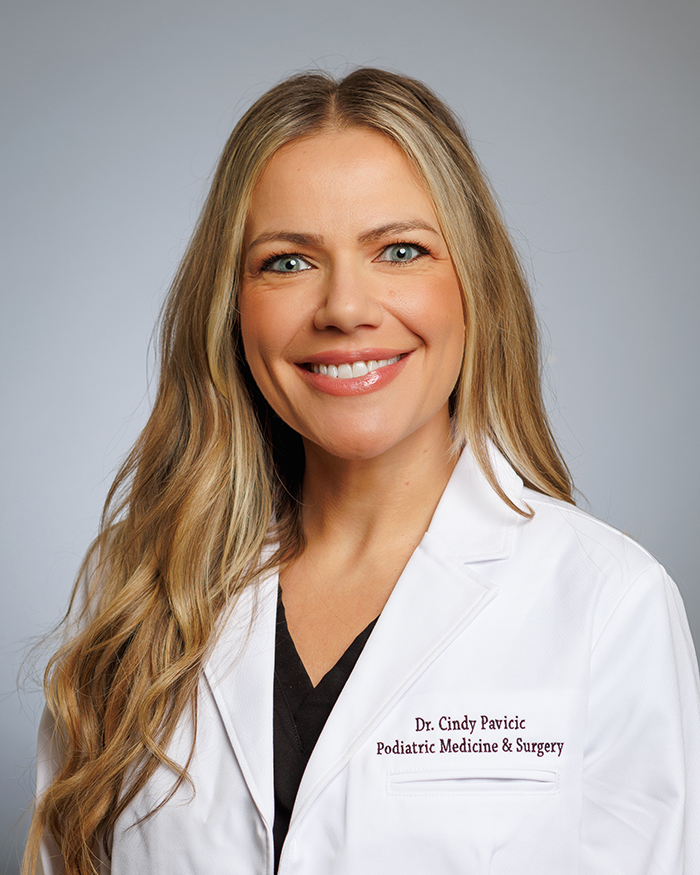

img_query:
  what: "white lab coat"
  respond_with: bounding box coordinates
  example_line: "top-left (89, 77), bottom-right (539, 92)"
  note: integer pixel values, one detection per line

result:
top-left (37, 448), bottom-right (700, 874)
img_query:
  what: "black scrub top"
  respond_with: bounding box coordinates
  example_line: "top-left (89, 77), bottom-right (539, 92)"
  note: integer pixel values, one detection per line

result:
top-left (273, 590), bottom-right (378, 872)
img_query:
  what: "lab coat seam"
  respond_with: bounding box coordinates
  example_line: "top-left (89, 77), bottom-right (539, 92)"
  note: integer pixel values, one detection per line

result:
top-left (526, 494), bottom-right (662, 570)
top-left (444, 552), bottom-right (501, 581)
top-left (423, 532), bottom-right (513, 565)
top-left (423, 534), bottom-right (511, 574)
top-left (590, 562), bottom-right (666, 653)
top-left (528, 503), bottom-right (665, 635)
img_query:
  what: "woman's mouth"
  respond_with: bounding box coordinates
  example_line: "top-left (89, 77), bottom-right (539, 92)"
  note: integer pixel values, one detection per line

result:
top-left (297, 351), bottom-right (411, 396)
top-left (308, 355), bottom-right (401, 379)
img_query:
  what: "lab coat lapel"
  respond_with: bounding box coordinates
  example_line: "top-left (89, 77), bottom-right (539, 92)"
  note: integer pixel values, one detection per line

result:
top-left (290, 447), bottom-right (526, 826)
top-left (203, 570), bottom-right (278, 828)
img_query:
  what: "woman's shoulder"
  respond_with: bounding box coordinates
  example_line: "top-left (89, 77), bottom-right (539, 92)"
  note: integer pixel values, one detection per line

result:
top-left (518, 489), bottom-right (698, 659)
top-left (524, 487), bottom-right (659, 569)
top-left (522, 486), bottom-right (680, 610)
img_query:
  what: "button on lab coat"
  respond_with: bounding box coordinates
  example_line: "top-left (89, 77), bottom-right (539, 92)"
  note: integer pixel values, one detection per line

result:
top-left (37, 449), bottom-right (700, 874)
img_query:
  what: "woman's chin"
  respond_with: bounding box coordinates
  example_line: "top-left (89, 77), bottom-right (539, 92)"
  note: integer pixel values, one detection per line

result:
top-left (305, 435), bottom-right (399, 463)
top-left (300, 413), bottom-right (451, 465)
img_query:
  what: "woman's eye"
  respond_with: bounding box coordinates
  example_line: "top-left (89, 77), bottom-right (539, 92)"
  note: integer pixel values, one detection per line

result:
top-left (378, 243), bottom-right (427, 264)
top-left (261, 254), bottom-right (312, 273)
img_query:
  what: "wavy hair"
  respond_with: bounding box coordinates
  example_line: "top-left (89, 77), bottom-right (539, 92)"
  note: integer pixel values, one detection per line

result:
top-left (24, 67), bottom-right (572, 875)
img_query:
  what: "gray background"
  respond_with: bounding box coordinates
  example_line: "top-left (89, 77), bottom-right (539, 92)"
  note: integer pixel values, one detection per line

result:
top-left (2, 0), bottom-right (698, 869)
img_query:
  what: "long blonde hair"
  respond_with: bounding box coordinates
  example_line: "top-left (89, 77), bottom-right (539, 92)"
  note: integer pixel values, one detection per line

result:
top-left (24, 67), bottom-right (572, 875)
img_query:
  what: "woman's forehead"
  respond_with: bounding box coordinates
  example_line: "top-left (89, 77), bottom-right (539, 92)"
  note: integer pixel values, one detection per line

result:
top-left (245, 128), bottom-right (439, 243)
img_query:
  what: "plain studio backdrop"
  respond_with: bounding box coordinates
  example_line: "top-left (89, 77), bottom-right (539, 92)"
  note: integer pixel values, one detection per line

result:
top-left (1, 0), bottom-right (698, 869)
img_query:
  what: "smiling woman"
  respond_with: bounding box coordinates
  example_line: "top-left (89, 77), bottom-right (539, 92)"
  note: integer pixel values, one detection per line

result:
top-left (25, 69), bottom-right (700, 875)
top-left (240, 128), bottom-right (465, 462)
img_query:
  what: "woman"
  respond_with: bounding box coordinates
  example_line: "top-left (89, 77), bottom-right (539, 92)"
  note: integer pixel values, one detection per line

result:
top-left (26, 68), bottom-right (700, 874)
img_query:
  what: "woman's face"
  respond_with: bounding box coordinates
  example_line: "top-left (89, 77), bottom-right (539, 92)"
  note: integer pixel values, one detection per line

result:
top-left (239, 127), bottom-right (465, 461)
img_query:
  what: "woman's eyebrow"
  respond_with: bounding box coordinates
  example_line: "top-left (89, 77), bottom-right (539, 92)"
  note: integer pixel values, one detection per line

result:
top-left (358, 220), bottom-right (439, 243)
top-left (248, 231), bottom-right (324, 251)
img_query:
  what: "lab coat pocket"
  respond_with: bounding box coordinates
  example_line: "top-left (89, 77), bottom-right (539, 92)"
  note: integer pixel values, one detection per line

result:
top-left (386, 767), bottom-right (558, 796)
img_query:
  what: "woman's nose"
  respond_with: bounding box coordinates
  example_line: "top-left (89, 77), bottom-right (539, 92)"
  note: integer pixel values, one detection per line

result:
top-left (312, 264), bottom-right (383, 333)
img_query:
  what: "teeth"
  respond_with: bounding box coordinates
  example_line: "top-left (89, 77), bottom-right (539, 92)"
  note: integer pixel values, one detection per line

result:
top-left (311, 356), bottom-right (400, 378)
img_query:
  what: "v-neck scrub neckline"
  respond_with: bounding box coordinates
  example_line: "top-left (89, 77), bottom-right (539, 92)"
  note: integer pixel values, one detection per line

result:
top-left (273, 589), bottom-right (378, 872)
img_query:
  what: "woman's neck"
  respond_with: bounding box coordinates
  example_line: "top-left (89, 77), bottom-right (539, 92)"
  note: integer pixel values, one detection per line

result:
top-left (299, 413), bottom-right (458, 562)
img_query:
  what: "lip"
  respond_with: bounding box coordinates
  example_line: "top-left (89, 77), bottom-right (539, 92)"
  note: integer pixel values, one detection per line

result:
top-left (296, 350), bottom-right (412, 397)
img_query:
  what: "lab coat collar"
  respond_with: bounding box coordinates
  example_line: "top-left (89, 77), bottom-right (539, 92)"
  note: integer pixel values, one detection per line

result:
top-left (427, 443), bottom-right (526, 562)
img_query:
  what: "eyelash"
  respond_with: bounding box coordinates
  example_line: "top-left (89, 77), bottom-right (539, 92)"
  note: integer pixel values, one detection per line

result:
top-left (256, 240), bottom-right (432, 274)
top-left (257, 251), bottom-right (306, 273)
top-left (379, 241), bottom-right (431, 265)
